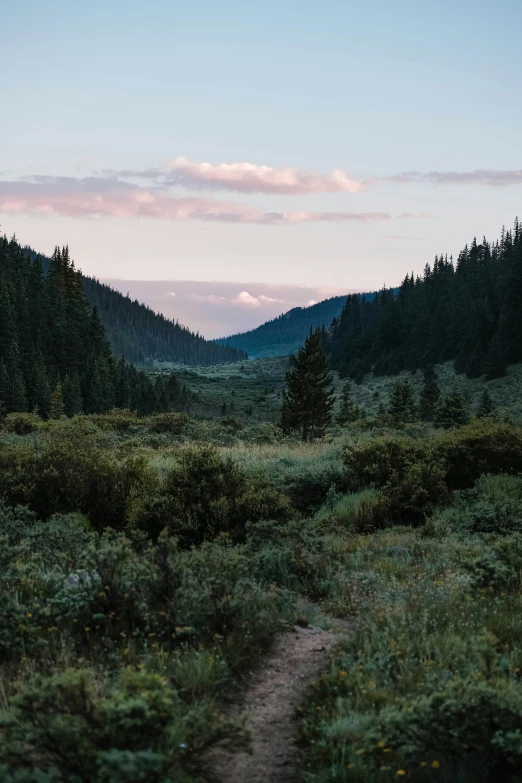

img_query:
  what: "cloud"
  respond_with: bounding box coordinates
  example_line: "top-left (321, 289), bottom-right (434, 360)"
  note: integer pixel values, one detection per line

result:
top-left (259, 294), bottom-right (285, 304)
top-left (388, 170), bottom-right (522, 187)
top-left (166, 291), bottom-right (176, 297)
top-left (307, 299), bottom-right (317, 306)
top-left (397, 212), bottom-right (431, 219)
top-left (233, 291), bottom-right (261, 307)
top-left (158, 157), bottom-right (365, 195)
top-left (0, 177), bottom-right (393, 225)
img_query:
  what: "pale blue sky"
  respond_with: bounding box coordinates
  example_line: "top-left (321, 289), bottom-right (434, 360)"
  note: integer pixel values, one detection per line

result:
top-left (2, 0), bottom-right (522, 332)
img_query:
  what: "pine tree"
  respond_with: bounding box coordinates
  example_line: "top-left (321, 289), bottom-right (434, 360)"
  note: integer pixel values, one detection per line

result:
top-left (435, 388), bottom-right (470, 428)
top-left (476, 388), bottom-right (495, 418)
top-left (388, 378), bottom-right (417, 423)
top-left (337, 381), bottom-right (359, 424)
top-left (62, 374), bottom-right (83, 416)
top-left (49, 382), bottom-right (65, 419)
top-left (280, 328), bottom-right (335, 441)
top-left (419, 365), bottom-right (441, 421)
top-left (10, 369), bottom-right (28, 413)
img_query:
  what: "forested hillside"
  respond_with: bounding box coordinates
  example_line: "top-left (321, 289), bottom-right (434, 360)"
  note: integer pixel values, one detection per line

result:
top-left (0, 236), bottom-right (189, 415)
top-left (217, 295), bottom-right (348, 358)
top-left (22, 246), bottom-right (247, 366)
top-left (330, 220), bottom-right (522, 381)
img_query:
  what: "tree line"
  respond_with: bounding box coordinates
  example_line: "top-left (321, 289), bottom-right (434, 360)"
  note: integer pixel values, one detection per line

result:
top-left (329, 220), bottom-right (522, 381)
top-left (0, 236), bottom-right (190, 416)
top-left (280, 330), bottom-right (497, 441)
top-left (23, 245), bottom-right (247, 366)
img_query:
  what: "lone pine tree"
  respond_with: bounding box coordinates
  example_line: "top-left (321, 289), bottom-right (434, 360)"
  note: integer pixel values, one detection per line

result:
top-left (280, 328), bottom-right (334, 441)
top-left (388, 377), bottom-right (417, 423)
top-left (337, 381), bottom-right (359, 425)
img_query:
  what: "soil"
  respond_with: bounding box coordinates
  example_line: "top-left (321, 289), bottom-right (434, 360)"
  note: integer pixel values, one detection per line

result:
top-left (208, 619), bottom-right (352, 783)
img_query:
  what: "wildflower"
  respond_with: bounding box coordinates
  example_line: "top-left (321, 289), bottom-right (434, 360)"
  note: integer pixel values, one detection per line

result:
top-left (431, 761), bottom-right (440, 769)
top-left (355, 749), bottom-right (364, 755)
top-left (382, 748), bottom-right (391, 753)
top-left (21, 656), bottom-right (28, 662)
top-left (84, 626), bottom-right (90, 632)
top-left (380, 767), bottom-right (390, 772)
top-left (26, 613), bottom-right (32, 618)
top-left (339, 670), bottom-right (347, 677)
top-left (377, 741), bottom-right (386, 748)
top-left (396, 772), bottom-right (406, 777)
top-left (347, 764), bottom-right (354, 768)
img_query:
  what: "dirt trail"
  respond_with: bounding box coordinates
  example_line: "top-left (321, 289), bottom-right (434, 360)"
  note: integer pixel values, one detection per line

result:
top-left (208, 620), bottom-right (351, 783)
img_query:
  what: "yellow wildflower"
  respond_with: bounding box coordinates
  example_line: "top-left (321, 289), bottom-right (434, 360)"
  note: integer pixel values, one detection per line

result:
top-left (431, 761), bottom-right (440, 769)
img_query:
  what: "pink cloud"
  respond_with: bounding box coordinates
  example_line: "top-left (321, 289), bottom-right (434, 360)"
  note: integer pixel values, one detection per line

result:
top-left (0, 178), bottom-right (393, 225)
top-left (388, 170), bottom-right (522, 187)
top-left (162, 156), bottom-right (365, 195)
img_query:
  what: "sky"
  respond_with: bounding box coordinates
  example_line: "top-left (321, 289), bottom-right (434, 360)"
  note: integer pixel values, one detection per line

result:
top-left (2, 0), bottom-right (522, 336)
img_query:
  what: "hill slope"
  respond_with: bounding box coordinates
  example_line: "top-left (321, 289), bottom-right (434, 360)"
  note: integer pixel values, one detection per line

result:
top-left (0, 237), bottom-right (184, 416)
top-left (216, 295), bottom-right (348, 358)
top-left (22, 246), bottom-right (246, 366)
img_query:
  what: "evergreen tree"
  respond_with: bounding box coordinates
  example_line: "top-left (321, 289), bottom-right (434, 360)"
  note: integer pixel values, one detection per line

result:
top-left (62, 374), bottom-right (83, 416)
top-left (337, 381), bottom-right (359, 424)
top-left (476, 388), bottom-right (495, 418)
top-left (388, 377), bottom-right (417, 423)
top-left (49, 382), bottom-right (65, 419)
top-left (419, 365), bottom-right (441, 421)
top-left (329, 220), bottom-right (522, 382)
top-left (435, 388), bottom-right (470, 428)
top-left (280, 329), bottom-right (335, 441)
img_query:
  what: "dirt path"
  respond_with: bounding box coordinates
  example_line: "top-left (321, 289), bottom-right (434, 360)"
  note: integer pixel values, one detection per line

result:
top-left (208, 620), bottom-right (351, 783)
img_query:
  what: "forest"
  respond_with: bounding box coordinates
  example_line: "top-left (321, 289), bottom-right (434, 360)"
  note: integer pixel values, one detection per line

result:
top-left (329, 221), bottom-right (522, 381)
top-left (23, 245), bottom-right (247, 366)
top-left (1, 223), bottom-right (522, 782)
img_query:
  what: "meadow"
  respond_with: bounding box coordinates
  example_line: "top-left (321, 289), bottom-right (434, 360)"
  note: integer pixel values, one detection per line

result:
top-left (1, 358), bottom-right (522, 781)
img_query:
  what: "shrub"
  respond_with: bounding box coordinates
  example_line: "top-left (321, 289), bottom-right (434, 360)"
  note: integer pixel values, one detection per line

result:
top-left (316, 489), bottom-right (383, 534)
top-left (371, 678), bottom-right (522, 781)
top-left (139, 445), bottom-right (292, 545)
top-left (87, 409), bottom-right (140, 431)
top-left (436, 420), bottom-right (522, 490)
top-left (143, 412), bottom-right (190, 435)
top-left (0, 424), bottom-right (159, 531)
top-left (466, 534), bottom-right (522, 592)
top-left (2, 412), bottom-right (41, 435)
top-left (444, 475), bottom-right (522, 536)
top-left (0, 668), bottom-right (238, 783)
top-left (342, 436), bottom-right (447, 524)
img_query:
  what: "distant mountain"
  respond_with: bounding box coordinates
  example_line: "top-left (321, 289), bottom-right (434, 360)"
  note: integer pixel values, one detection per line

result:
top-left (22, 246), bottom-right (246, 366)
top-left (216, 295), bottom-right (348, 358)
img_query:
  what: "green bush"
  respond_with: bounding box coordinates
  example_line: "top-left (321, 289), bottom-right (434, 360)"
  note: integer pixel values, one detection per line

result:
top-left (371, 678), bottom-right (522, 781)
top-left (143, 412), bottom-right (190, 435)
top-left (342, 436), bottom-right (447, 524)
top-left (466, 534), bottom-right (522, 592)
top-left (316, 489), bottom-right (383, 534)
top-left (2, 412), bottom-right (41, 435)
top-left (439, 475), bottom-right (522, 536)
top-left (436, 420), bottom-right (522, 490)
top-left (0, 424), bottom-right (158, 531)
top-left (0, 668), bottom-right (238, 783)
top-left (139, 445), bottom-right (292, 545)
